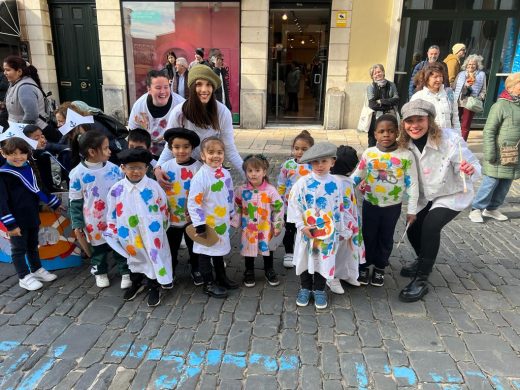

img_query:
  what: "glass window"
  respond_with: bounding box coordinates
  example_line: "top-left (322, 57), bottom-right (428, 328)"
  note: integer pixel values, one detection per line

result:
top-left (404, 0), bottom-right (456, 9)
top-left (463, 0), bottom-right (499, 9)
top-left (122, 1), bottom-right (240, 120)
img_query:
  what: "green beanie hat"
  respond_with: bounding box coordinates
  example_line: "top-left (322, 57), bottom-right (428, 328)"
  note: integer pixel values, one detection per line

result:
top-left (188, 64), bottom-right (222, 90)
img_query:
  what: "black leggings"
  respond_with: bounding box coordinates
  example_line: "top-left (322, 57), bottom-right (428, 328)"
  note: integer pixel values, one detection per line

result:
top-left (283, 221), bottom-right (297, 254)
top-left (245, 254), bottom-right (273, 271)
top-left (300, 271), bottom-right (326, 291)
top-left (407, 202), bottom-right (459, 272)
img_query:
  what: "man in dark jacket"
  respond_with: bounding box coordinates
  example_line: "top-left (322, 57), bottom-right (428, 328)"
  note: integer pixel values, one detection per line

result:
top-left (408, 45), bottom-right (449, 99)
top-left (211, 53), bottom-right (232, 111)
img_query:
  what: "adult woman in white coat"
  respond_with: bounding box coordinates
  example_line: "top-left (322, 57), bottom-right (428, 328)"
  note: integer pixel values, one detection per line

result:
top-left (397, 99), bottom-right (480, 302)
top-left (411, 62), bottom-right (461, 134)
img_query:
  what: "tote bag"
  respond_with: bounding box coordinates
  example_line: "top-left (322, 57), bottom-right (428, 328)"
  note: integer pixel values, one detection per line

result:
top-left (357, 105), bottom-right (374, 133)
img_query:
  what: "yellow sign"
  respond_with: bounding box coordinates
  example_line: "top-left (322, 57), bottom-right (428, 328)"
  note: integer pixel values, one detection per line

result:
top-left (336, 11), bottom-right (348, 27)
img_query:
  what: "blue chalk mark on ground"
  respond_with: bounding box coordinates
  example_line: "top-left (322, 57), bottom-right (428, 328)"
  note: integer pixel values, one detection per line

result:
top-left (491, 376), bottom-right (506, 390)
top-left (355, 362), bottom-right (368, 390)
top-left (0, 341), bottom-right (20, 352)
top-left (512, 379), bottom-right (520, 389)
top-left (392, 366), bottom-right (417, 386)
top-left (147, 348), bottom-right (162, 361)
top-left (14, 345), bottom-right (67, 390)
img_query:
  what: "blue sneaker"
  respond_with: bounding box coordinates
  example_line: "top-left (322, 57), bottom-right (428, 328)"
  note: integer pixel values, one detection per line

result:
top-left (296, 288), bottom-right (312, 307)
top-left (313, 290), bottom-right (328, 309)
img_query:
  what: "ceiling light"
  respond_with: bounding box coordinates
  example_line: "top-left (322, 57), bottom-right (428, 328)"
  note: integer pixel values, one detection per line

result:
top-left (282, 13), bottom-right (288, 20)
top-left (301, 40), bottom-right (305, 44)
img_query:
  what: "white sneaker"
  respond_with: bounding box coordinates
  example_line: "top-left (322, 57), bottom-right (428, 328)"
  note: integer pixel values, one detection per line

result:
top-left (283, 254), bottom-right (294, 268)
top-left (180, 237), bottom-right (187, 249)
top-left (121, 274), bottom-right (132, 289)
top-left (95, 274), bottom-right (110, 288)
top-left (344, 276), bottom-right (361, 287)
top-left (32, 268), bottom-right (57, 282)
top-left (469, 209), bottom-right (484, 223)
top-left (19, 274), bottom-right (43, 291)
top-left (483, 209), bottom-right (508, 221)
top-left (327, 278), bottom-right (345, 294)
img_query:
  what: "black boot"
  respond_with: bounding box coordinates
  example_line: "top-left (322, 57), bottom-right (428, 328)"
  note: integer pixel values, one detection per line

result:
top-left (214, 259), bottom-right (239, 289)
top-left (400, 258), bottom-right (419, 277)
top-left (203, 282), bottom-right (227, 298)
top-left (399, 271), bottom-right (429, 302)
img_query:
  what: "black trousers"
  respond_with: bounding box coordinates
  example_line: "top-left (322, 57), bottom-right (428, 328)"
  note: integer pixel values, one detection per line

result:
top-left (300, 271), bottom-right (326, 291)
top-left (361, 201), bottom-right (402, 269)
top-left (166, 226), bottom-right (199, 273)
top-left (245, 253), bottom-right (273, 271)
top-left (199, 254), bottom-right (225, 283)
top-left (283, 221), bottom-right (297, 254)
top-left (367, 115), bottom-right (378, 147)
top-left (407, 202), bottom-right (459, 273)
top-left (129, 272), bottom-right (159, 289)
top-left (11, 227), bottom-right (41, 279)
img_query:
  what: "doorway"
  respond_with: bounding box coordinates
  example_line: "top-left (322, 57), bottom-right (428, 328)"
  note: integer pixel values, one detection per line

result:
top-left (395, 1), bottom-right (520, 124)
top-left (49, 1), bottom-right (104, 109)
top-left (267, 4), bottom-right (330, 125)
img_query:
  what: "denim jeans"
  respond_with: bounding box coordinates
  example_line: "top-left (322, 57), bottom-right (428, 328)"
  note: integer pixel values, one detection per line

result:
top-left (10, 227), bottom-right (41, 279)
top-left (472, 176), bottom-right (513, 211)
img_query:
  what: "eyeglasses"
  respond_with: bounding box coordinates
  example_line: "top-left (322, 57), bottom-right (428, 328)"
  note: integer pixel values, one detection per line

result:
top-left (124, 166), bottom-right (147, 172)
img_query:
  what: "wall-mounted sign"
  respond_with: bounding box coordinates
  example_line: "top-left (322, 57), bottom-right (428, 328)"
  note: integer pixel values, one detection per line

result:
top-left (336, 11), bottom-right (348, 28)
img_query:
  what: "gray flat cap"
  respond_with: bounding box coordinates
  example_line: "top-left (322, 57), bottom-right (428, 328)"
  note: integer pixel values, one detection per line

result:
top-left (401, 99), bottom-right (436, 120)
top-left (299, 142), bottom-right (337, 164)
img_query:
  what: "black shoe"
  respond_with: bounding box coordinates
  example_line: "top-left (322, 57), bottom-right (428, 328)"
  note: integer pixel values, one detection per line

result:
top-left (123, 283), bottom-right (144, 301)
top-left (243, 270), bottom-right (256, 288)
top-left (371, 268), bottom-right (385, 287)
top-left (400, 259), bottom-right (419, 277)
top-left (191, 271), bottom-right (204, 286)
top-left (147, 287), bottom-right (161, 307)
top-left (399, 273), bottom-right (429, 302)
top-left (358, 268), bottom-right (369, 285)
top-left (203, 282), bottom-right (227, 298)
top-left (161, 282), bottom-right (174, 290)
top-left (216, 275), bottom-right (239, 290)
top-left (265, 269), bottom-right (280, 286)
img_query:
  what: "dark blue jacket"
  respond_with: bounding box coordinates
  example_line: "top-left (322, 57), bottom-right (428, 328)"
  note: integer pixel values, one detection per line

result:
top-left (0, 163), bottom-right (60, 230)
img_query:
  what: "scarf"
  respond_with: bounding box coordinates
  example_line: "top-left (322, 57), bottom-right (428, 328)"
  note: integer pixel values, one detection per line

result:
top-left (375, 79), bottom-right (388, 87)
top-left (376, 142), bottom-right (398, 152)
top-left (498, 89), bottom-right (520, 103)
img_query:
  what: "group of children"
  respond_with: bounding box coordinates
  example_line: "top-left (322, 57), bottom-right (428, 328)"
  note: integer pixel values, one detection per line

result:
top-left (0, 112), bottom-right (420, 310)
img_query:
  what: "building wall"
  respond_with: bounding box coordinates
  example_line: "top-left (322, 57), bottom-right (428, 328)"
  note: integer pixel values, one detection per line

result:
top-left (17, 0), bottom-right (58, 98)
top-left (240, 0), bottom-right (269, 128)
top-left (344, 0), bottom-right (402, 128)
top-left (96, 0), bottom-right (127, 121)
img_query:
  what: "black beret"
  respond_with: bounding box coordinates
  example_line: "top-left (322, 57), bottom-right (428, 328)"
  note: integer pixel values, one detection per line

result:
top-left (163, 127), bottom-right (201, 148)
top-left (330, 145), bottom-right (359, 176)
top-left (118, 147), bottom-right (153, 165)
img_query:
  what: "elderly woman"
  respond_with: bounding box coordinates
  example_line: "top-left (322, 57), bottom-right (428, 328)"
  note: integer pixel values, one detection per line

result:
top-left (366, 64), bottom-right (399, 146)
top-left (398, 99), bottom-right (480, 302)
top-left (411, 62), bottom-right (461, 134)
top-left (469, 73), bottom-right (520, 223)
top-left (454, 54), bottom-right (487, 140)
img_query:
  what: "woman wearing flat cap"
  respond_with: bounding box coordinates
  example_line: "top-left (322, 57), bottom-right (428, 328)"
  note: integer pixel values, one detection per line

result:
top-left (154, 65), bottom-right (243, 186)
top-left (397, 99), bottom-right (480, 302)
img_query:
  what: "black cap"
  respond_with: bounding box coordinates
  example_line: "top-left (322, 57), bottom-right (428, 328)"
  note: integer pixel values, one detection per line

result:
top-left (117, 147), bottom-right (153, 165)
top-left (330, 145), bottom-right (359, 176)
top-left (163, 127), bottom-right (200, 148)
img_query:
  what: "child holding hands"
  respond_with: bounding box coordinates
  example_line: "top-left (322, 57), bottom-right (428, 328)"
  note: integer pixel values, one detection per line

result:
top-left (351, 114), bottom-right (419, 286)
top-left (232, 154), bottom-right (284, 287)
top-left (287, 142), bottom-right (353, 310)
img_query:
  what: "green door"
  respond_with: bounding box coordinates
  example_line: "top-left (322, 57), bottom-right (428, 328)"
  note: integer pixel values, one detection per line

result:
top-left (49, 2), bottom-right (103, 109)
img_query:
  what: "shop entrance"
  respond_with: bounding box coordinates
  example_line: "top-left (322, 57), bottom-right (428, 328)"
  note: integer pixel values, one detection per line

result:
top-left (267, 3), bottom-right (330, 125)
top-left (395, 0), bottom-right (519, 124)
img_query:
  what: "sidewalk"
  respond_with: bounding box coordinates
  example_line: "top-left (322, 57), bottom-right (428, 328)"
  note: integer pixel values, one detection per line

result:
top-left (0, 128), bottom-right (519, 389)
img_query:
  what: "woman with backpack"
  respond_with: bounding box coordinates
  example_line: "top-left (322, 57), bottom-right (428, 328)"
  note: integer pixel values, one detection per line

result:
top-left (3, 56), bottom-right (60, 142)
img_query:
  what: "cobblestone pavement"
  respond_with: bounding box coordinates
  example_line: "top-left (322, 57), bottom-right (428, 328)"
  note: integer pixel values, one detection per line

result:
top-left (0, 129), bottom-right (519, 389)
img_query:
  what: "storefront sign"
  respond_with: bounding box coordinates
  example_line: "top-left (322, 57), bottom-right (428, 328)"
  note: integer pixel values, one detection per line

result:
top-left (336, 11), bottom-right (348, 28)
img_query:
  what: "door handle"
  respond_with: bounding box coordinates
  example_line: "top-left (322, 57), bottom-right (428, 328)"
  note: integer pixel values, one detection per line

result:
top-left (60, 81), bottom-right (72, 87)
top-left (314, 74), bottom-right (321, 84)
